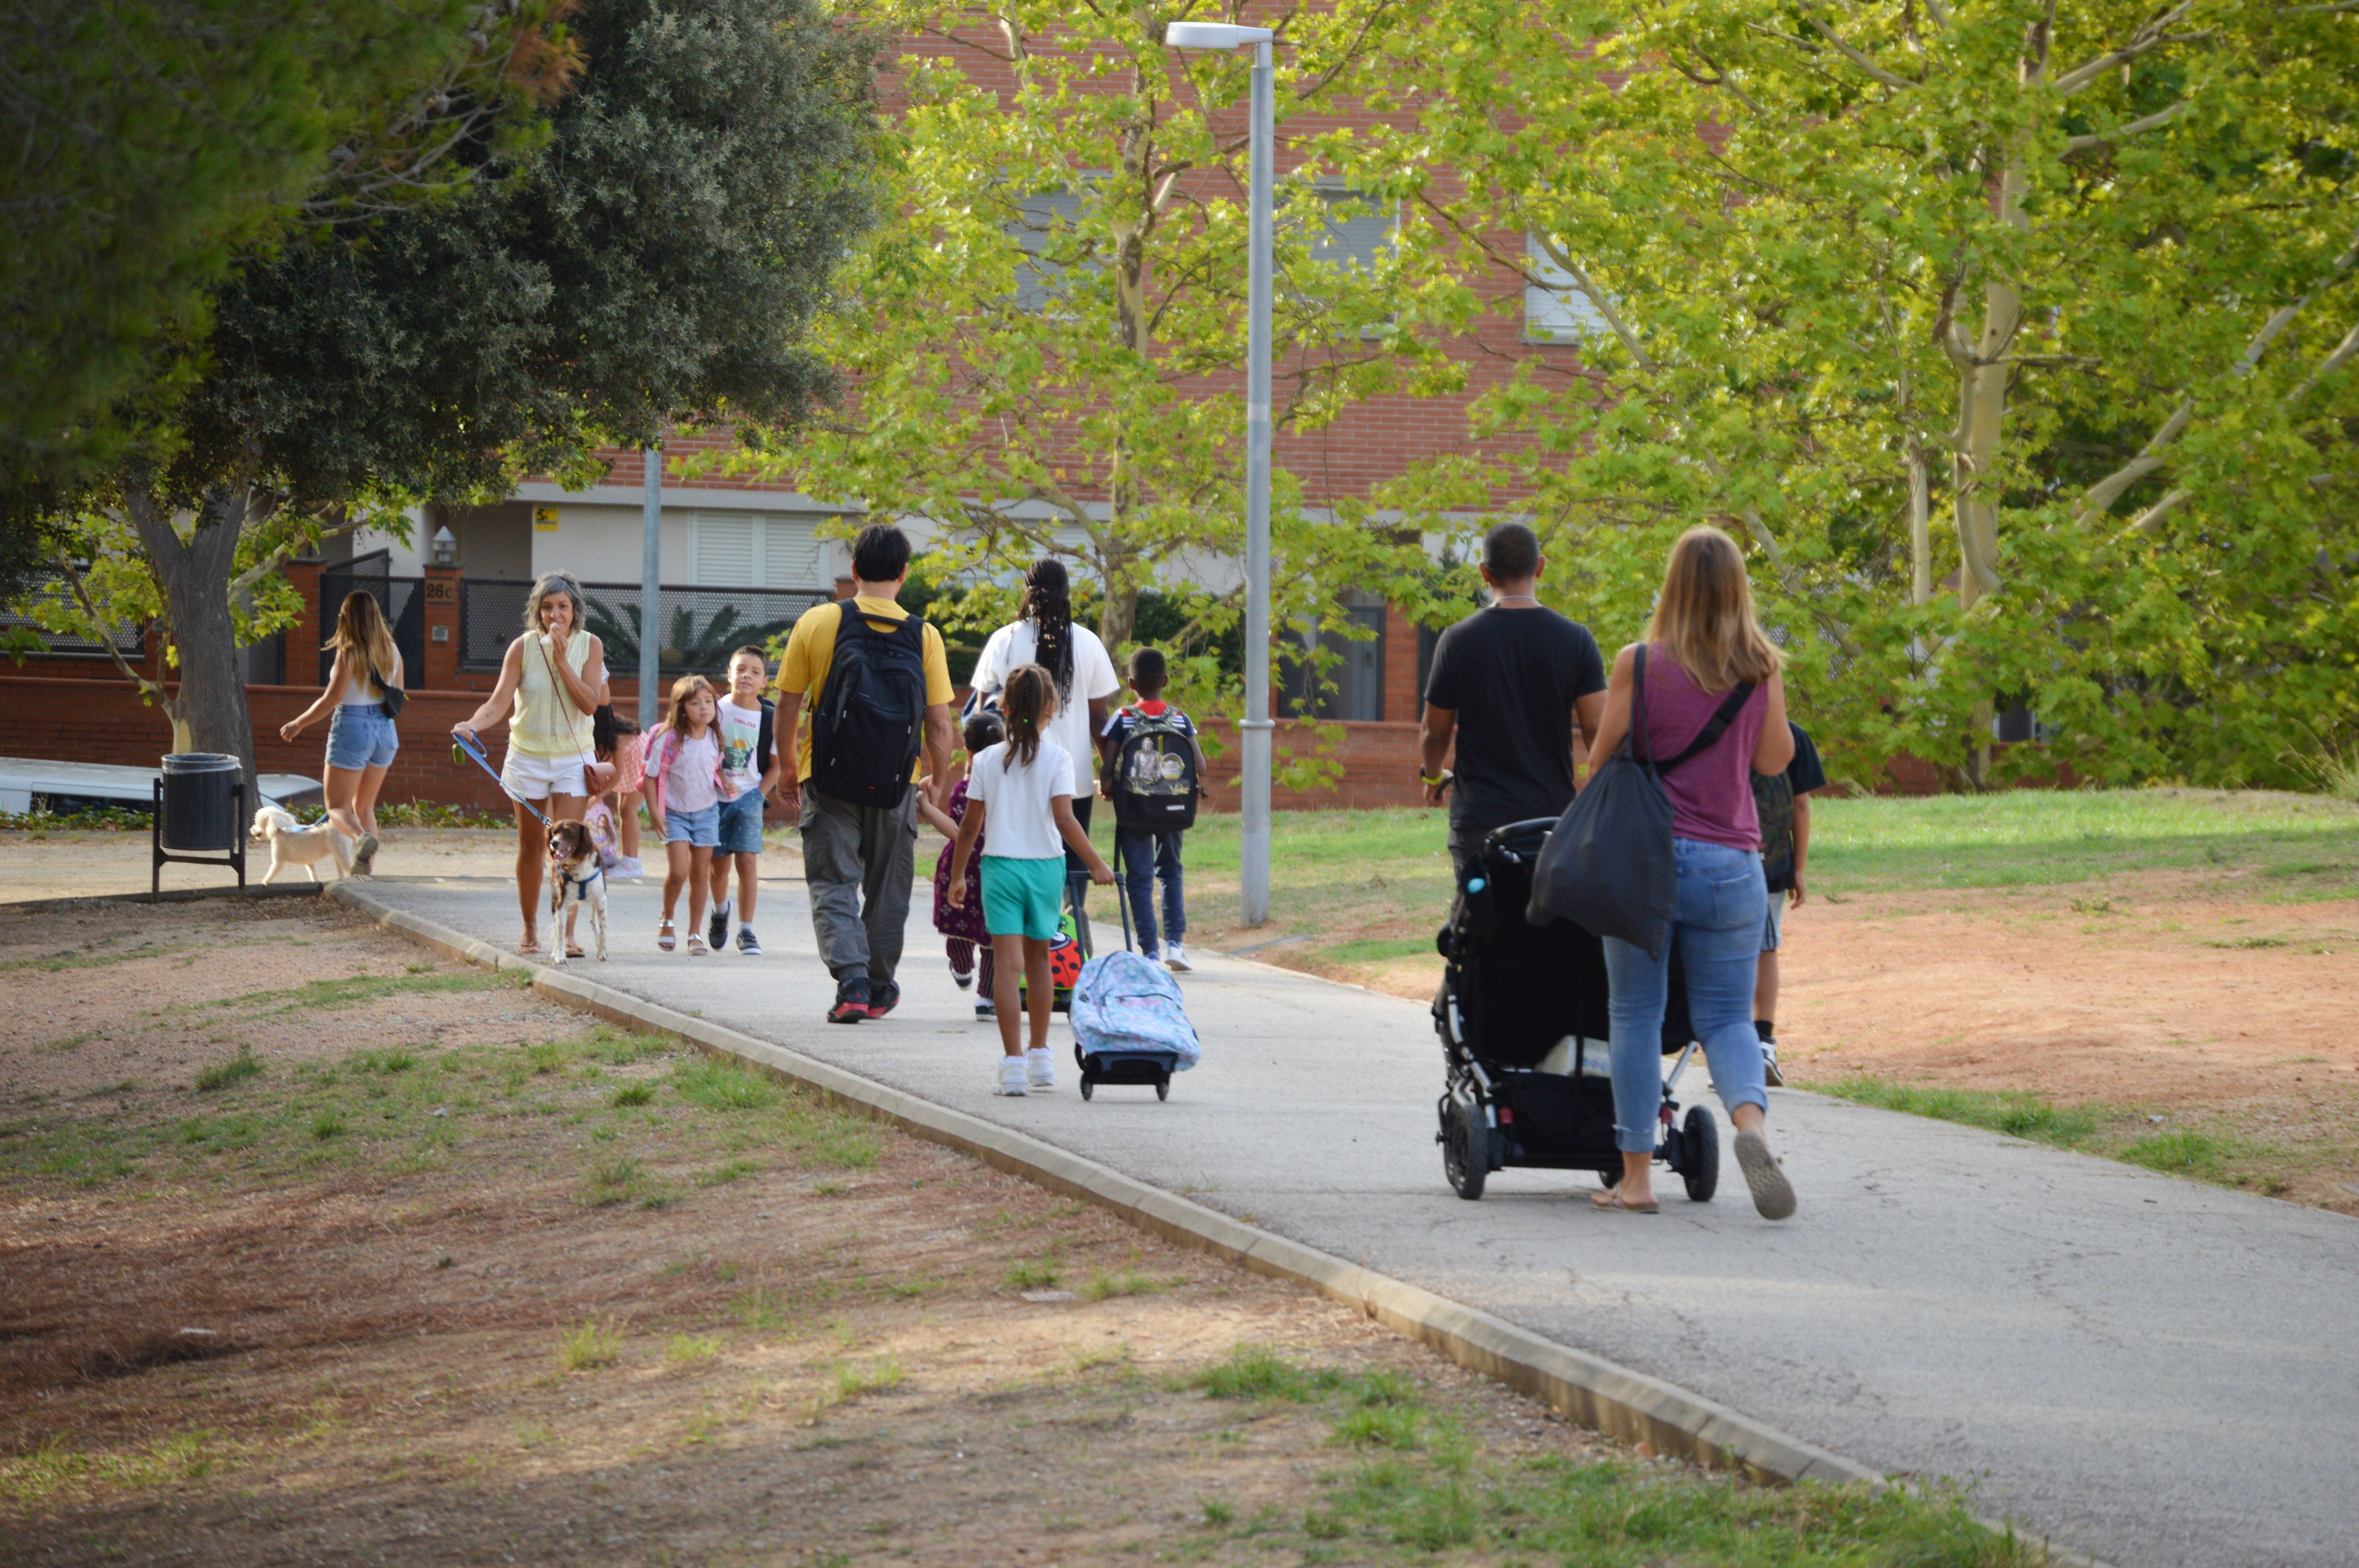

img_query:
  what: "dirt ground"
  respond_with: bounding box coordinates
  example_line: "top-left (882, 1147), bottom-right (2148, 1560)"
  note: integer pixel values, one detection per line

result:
top-left (1278, 867), bottom-right (2359, 1213)
top-left (10, 900), bottom-right (1995, 1568)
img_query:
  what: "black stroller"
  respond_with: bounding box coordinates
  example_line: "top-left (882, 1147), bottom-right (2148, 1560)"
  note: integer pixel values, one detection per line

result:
top-left (1432, 818), bottom-right (1719, 1202)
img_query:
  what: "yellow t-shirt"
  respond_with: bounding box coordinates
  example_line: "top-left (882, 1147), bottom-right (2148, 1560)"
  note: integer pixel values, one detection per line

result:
top-left (776, 595), bottom-right (955, 782)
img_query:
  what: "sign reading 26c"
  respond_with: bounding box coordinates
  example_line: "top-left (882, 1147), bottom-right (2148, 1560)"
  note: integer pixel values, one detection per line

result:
top-left (533, 506), bottom-right (560, 533)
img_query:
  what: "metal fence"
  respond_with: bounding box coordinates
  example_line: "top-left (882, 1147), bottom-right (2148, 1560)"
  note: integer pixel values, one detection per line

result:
top-left (461, 579), bottom-right (831, 677)
top-left (0, 574), bottom-right (146, 660)
top-left (318, 554), bottom-right (425, 688)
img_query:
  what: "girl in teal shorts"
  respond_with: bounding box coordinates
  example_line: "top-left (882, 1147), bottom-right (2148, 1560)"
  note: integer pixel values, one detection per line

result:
top-left (947, 663), bottom-right (1115, 1096)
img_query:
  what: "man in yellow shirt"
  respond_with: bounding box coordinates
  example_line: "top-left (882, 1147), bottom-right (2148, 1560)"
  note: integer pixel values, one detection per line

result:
top-left (775, 524), bottom-right (957, 1023)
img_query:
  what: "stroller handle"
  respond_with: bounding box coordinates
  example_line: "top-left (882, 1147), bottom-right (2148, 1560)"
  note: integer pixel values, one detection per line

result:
top-left (1480, 817), bottom-right (1558, 864)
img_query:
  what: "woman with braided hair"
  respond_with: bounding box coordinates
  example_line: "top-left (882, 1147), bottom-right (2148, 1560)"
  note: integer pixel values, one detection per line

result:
top-left (970, 558), bottom-right (1121, 935)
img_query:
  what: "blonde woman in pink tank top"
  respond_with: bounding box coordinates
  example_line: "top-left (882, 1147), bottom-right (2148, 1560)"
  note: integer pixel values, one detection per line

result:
top-left (1583, 526), bottom-right (1800, 1220)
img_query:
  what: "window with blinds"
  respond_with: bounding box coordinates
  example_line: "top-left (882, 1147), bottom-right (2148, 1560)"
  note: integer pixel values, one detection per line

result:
top-left (687, 514), bottom-right (829, 588)
top-left (1524, 232), bottom-right (1608, 344)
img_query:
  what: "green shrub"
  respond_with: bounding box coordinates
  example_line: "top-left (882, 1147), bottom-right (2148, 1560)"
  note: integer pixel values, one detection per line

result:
top-left (194, 1049), bottom-right (263, 1093)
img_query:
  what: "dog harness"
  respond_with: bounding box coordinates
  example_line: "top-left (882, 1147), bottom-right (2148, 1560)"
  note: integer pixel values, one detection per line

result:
top-left (560, 864), bottom-right (603, 897)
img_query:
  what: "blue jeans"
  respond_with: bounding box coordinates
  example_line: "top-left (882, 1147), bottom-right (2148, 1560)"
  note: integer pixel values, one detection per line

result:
top-left (1116, 829), bottom-right (1186, 953)
top-left (1602, 838), bottom-right (1770, 1153)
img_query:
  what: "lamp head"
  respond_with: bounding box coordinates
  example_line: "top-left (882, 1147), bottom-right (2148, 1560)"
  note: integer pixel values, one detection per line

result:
top-left (1163, 21), bottom-right (1274, 49)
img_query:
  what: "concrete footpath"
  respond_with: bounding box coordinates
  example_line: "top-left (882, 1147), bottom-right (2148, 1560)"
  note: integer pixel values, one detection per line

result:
top-left (356, 871), bottom-right (2357, 1568)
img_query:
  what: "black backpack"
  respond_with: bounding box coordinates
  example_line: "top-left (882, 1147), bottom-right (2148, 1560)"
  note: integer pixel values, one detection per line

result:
top-left (809, 602), bottom-right (928, 809)
top-left (1109, 707), bottom-right (1201, 832)
top-left (1524, 646), bottom-right (1753, 958)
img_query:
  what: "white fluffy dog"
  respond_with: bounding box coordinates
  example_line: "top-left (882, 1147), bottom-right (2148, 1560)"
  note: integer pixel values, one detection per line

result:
top-left (249, 804), bottom-right (353, 884)
top-left (545, 818), bottom-right (608, 964)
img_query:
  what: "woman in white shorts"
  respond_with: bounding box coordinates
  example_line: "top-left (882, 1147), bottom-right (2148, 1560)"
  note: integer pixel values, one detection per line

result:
top-left (453, 572), bottom-right (611, 955)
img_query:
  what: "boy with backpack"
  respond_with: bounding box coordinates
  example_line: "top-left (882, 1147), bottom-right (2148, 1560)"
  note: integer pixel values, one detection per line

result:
top-left (1751, 719), bottom-right (1828, 1086)
top-left (1098, 647), bottom-right (1207, 972)
top-left (707, 646), bottom-right (780, 956)
top-left (773, 525), bottom-right (957, 1023)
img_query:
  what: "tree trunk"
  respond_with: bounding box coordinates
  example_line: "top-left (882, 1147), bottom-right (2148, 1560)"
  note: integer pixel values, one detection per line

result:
top-left (1907, 435), bottom-right (1932, 608)
top-left (127, 483), bottom-right (259, 798)
top-left (1098, 574), bottom-right (1138, 653)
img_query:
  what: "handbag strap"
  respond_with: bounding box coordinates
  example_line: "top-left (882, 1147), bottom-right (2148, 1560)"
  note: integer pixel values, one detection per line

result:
top-left (1657, 679), bottom-right (1757, 775)
top-left (1628, 644), bottom-right (1653, 766)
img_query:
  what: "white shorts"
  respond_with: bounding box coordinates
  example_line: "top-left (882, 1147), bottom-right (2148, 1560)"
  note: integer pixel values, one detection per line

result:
top-left (501, 750), bottom-right (589, 800)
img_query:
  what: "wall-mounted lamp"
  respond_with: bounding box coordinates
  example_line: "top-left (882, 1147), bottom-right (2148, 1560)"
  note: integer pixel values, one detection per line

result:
top-left (430, 525), bottom-right (457, 566)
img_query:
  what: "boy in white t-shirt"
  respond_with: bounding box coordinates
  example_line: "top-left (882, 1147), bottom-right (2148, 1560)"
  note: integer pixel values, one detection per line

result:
top-left (707, 646), bottom-right (780, 955)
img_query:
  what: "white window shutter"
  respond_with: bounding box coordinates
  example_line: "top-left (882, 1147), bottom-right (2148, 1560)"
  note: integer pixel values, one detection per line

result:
top-left (761, 517), bottom-right (826, 588)
top-left (1525, 233), bottom-right (1607, 343)
top-left (691, 514), bottom-right (755, 586)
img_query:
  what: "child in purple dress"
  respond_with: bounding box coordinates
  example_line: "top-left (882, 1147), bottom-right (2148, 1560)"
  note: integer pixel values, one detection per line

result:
top-left (920, 711), bottom-right (1005, 1021)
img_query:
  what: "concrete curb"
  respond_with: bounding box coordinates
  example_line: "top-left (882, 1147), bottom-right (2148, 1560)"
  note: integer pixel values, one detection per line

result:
top-left (322, 880), bottom-right (2119, 1563)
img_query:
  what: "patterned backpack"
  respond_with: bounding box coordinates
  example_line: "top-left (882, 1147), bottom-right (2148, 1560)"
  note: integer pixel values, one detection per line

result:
top-left (1071, 950), bottom-right (1201, 1070)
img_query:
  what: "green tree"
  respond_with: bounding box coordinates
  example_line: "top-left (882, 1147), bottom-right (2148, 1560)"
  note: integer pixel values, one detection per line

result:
top-left (0, 1), bottom-right (575, 519)
top-left (1354, 0), bottom-right (2359, 788)
top-left (29, 0), bottom-right (874, 783)
top-left (740, 0), bottom-right (1468, 681)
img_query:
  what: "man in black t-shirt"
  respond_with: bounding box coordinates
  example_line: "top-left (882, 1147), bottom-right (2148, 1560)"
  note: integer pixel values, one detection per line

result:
top-left (1750, 721), bottom-right (1827, 1085)
top-left (1418, 523), bottom-right (1609, 883)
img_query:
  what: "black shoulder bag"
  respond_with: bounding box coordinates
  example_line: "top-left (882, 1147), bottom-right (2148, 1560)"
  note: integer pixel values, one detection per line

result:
top-left (371, 656), bottom-right (407, 720)
top-left (1524, 646), bottom-right (1753, 958)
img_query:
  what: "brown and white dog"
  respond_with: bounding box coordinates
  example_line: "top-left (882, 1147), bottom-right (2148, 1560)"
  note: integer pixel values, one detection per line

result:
top-left (546, 818), bottom-right (608, 965)
top-left (249, 805), bottom-right (353, 884)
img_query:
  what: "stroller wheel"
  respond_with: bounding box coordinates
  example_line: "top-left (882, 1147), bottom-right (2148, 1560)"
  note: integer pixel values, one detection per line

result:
top-left (1155, 1078), bottom-right (1169, 1102)
top-left (1441, 1097), bottom-right (1487, 1201)
top-left (1680, 1104), bottom-right (1719, 1203)
top-left (1080, 1074), bottom-right (1094, 1102)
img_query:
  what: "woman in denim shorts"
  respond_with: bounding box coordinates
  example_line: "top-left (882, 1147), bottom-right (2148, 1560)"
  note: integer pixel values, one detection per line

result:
top-left (281, 591), bottom-right (403, 875)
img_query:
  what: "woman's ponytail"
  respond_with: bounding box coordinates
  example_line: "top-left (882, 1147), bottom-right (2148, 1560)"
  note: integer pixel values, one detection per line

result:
top-left (1020, 558), bottom-right (1074, 701)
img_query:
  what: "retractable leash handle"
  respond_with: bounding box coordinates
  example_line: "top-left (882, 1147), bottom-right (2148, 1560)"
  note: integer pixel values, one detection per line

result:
top-left (451, 731), bottom-right (551, 826)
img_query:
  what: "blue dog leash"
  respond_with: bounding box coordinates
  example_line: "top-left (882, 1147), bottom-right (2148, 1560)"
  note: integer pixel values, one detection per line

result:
top-left (450, 731), bottom-right (551, 826)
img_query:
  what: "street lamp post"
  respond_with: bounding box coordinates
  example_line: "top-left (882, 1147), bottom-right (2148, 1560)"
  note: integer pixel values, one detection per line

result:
top-left (1165, 20), bottom-right (1275, 927)
top-left (639, 444), bottom-right (662, 733)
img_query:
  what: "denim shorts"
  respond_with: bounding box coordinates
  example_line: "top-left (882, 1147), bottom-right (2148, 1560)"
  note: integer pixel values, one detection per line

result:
top-left (715, 788), bottom-right (765, 855)
top-left (325, 703), bottom-right (398, 769)
top-left (664, 802), bottom-right (721, 848)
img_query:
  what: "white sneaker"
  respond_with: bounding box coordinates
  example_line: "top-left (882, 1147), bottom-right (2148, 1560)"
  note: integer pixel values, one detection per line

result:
top-left (994, 1056), bottom-right (1029, 1097)
top-left (1024, 1046), bottom-right (1057, 1089)
top-left (1162, 943), bottom-right (1193, 973)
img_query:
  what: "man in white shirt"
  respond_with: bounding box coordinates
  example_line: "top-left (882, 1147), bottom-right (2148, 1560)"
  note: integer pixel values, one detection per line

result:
top-left (969, 559), bottom-right (1120, 939)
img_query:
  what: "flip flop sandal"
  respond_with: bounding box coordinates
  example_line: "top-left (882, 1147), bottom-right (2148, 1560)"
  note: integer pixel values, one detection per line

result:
top-left (566, 946), bottom-right (585, 959)
top-left (516, 935), bottom-right (540, 956)
top-left (1589, 1190), bottom-right (1659, 1215)
top-left (656, 920), bottom-right (676, 952)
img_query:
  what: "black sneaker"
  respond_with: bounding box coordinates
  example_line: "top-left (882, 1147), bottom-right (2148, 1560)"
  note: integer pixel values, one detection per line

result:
top-left (827, 977), bottom-right (869, 1024)
top-left (861, 980), bottom-right (901, 1020)
top-left (949, 955), bottom-right (973, 990)
top-left (736, 926), bottom-right (761, 956)
top-left (708, 899), bottom-right (731, 951)
top-left (975, 1000), bottom-right (995, 1020)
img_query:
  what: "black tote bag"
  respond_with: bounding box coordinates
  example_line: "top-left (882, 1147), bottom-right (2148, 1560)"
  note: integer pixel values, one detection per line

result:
top-left (1525, 647), bottom-right (1751, 958)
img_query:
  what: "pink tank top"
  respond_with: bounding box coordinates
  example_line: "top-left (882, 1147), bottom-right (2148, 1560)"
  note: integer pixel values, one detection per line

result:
top-left (1635, 644), bottom-right (1766, 851)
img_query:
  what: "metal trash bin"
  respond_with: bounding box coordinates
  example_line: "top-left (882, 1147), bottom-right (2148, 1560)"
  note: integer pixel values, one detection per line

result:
top-left (158, 752), bottom-right (242, 850)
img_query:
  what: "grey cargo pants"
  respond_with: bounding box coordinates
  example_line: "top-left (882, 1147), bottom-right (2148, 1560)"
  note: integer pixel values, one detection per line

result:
top-left (798, 788), bottom-right (918, 987)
